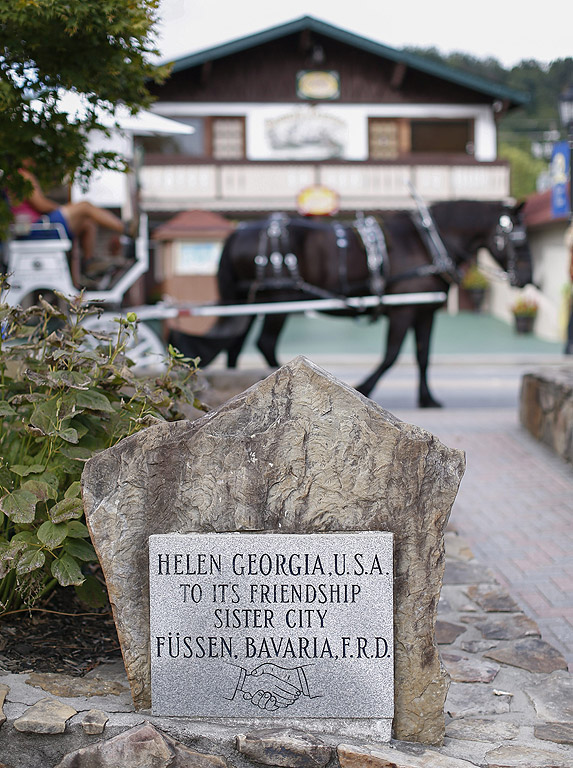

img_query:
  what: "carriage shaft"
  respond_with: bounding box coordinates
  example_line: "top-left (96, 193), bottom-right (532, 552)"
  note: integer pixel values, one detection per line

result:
top-left (133, 292), bottom-right (447, 320)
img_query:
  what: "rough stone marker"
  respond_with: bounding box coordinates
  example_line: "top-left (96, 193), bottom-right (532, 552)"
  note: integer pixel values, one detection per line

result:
top-left (82, 356), bottom-right (465, 745)
top-left (149, 531), bottom-right (393, 720)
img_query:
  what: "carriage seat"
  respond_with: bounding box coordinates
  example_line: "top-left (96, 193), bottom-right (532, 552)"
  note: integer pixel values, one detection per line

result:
top-left (4, 221), bottom-right (75, 306)
top-left (13, 217), bottom-right (69, 242)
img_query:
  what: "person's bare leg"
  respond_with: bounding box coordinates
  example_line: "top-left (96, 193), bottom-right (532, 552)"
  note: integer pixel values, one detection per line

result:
top-left (60, 201), bottom-right (124, 236)
top-left (77, 218), bottom-right (97, 262)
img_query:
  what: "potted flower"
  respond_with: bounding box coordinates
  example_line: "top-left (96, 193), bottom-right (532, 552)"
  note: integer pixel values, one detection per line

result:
top-left (511, 296), bottom-right (538, 334)
top-left (461, 264), bottom-right (489, 311)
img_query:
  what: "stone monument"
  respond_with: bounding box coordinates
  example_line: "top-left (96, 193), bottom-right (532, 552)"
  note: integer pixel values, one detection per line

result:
top-left (82, 356), bottom-right (465, 745)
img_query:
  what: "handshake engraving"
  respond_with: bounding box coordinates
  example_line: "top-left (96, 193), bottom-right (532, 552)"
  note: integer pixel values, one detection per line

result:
top-left (233, 663), bottom-right (312, 711)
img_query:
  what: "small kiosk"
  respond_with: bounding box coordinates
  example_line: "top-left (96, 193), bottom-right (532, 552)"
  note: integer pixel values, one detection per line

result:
top-left (152, 210), bottom-right (235, 336)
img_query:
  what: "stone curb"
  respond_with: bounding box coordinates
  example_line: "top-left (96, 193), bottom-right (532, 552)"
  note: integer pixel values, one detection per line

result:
top-left (0, 531), bottom-right (571, 768)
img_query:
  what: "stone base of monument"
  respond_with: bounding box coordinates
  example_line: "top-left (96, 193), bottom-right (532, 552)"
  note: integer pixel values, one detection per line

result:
top-left (520, 366), bottom-right (573, 466)
top-left (1, 532), bottom-right (571, 768)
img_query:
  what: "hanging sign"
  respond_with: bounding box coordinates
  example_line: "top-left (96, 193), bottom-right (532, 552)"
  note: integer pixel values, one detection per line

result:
top-left (551, 141), bottom-right (570, 217)
top-left (296, 71), bottom-right (340, 100)
top-left (296, 185), bottom-right (340, 216)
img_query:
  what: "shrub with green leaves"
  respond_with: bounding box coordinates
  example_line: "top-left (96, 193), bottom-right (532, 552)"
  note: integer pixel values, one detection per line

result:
top-left (0, 282), bottom-right (203, 612)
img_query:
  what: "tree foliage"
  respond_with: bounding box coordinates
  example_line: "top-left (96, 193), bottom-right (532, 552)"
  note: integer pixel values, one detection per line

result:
top-left (0, 0), bottom-right (169, 226)
top-left (499, 143), bottom-right (547, 200)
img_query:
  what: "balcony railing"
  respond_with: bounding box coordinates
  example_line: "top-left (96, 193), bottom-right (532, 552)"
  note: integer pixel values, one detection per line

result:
top-left (140, 160), bottom-right (510, 212)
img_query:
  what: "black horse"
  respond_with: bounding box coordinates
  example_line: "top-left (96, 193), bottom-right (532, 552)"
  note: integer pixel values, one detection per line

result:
top-left (169, 200), bottom-right (533, 407)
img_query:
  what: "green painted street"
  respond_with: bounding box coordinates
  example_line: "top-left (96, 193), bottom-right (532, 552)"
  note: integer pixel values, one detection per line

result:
top-left (238, 309), bottom-right (564, 364)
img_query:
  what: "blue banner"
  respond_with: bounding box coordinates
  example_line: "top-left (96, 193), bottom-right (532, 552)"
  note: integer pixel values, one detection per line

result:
top-left (551, 141), bottom-right (570, 217)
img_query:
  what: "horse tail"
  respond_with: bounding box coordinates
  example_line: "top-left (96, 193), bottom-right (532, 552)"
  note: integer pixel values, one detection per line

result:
top-left (217, 231), bottom-right (240, 303)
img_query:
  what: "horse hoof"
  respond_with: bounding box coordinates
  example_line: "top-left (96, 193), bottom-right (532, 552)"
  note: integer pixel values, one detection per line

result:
top-left (355, 384), bottom-right (373, 398)
top-left (419, 398), bottom-right (443, 409)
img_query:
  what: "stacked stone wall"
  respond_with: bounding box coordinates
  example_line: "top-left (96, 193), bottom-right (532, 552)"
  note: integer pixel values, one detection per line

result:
top-left (520, 367), bottom-right (573, 466)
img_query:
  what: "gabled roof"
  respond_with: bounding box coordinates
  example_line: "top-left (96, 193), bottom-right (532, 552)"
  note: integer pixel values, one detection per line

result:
top-left (165, 15), bottom-right (528, 106)
top-left (152, 209), bottom-right (234, 240)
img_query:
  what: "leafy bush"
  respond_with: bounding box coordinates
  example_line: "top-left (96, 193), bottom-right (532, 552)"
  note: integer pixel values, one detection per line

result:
top-left (0, 282), bottom-right (203, 613)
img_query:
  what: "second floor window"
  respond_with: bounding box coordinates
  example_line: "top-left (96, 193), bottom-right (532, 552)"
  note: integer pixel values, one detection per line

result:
top-left (369, 119), bottom-right (400, 160)
top-left (211, 117), bottom-right (245, 160)
top-left (410, 120), bottom-right (472, 154)
top-left (368, 117), bottom-right (473, 159)
top-left (137, 116), bottom-right (246, 160)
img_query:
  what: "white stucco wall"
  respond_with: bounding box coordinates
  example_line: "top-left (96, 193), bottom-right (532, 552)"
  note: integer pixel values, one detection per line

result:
top-left (485, 222), bottom-right (571, 343)
top-left (152, 102), bottom-right (498, 162)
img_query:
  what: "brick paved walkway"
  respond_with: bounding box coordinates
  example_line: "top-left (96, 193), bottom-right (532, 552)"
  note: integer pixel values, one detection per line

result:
top-left (393, 406), bottom-right (573, 670)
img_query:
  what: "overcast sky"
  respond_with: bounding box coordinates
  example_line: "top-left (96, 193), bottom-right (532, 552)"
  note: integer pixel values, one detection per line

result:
top-left (155, 0), bottom-right (572, 69)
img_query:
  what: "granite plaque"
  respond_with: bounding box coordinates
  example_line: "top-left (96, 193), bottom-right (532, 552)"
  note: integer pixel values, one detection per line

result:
top-left (149, 531), bottom-right (393, 718)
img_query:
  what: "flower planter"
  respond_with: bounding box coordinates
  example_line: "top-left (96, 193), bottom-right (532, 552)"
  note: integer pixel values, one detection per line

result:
top-left (514, 315), bottom-right (535, 334)
top-left (467, 288), bottom-right (486, 312)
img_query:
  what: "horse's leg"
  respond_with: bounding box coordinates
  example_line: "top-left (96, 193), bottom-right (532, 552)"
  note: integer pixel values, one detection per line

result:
top-left (226, 317), bottom-right (255, 368)
top-left (256, 313), bottom-right (288, 368)
top-left (414, 307), bottom-right (442, 408)
top-left (355, 308), bottom-right (414, 398)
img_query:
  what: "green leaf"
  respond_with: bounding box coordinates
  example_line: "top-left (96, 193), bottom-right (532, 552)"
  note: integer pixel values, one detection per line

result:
top-left (37, 520), bottom-right (69, 548)
top-left (12, 531), bottom-right (40, 546)
top-left (0, 489), bottom-right (38, 523)
top-left (24, 369), bottom-right (51, 388)
top-left (0, 401), bottom-right (16, 417)
top-left (49, 371), bottom-right (91, 390)
top-left (51, 553), bottom-right (84, 587)
top-left (72, 422), bottom-right (89, 440)
top-left (10, 464), bottom-right (45, 477)
top-left (16, 548), bottom-right (46, 576)
top-left (0, 465), bottom-right (14, 493)
top-left (64, 481), bottom-right (82, 499)
top-left (57, 427), bottom-right (79, 444)
top-left (74, 574), bottom-right (108, 609)
top-left (48, 497), bottom-right (84, 523)
top-left (30, 399), bottom-right (59, 435)
top-left (59, 444), bottom-right (93, 461)
top-left (32, 472), bottom-right (59, 492)
top-left (75, 390), bottom-right (115, 413)
top-left (22, 478), bottom-right (58, 502)
top-left (79, 350), bottom-right (102, 362)
top-left (66, 521), bottom-right (90, 538)
top-left (64, 538), bottom-right (96, 561)
top-left (0, 540), bottom-right (25, 578)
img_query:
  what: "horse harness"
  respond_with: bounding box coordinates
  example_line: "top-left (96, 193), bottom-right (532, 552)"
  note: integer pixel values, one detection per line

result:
top-left (244, 201), bottom-right (462, 306)
top-left (406, 183), bottom-right (460, 285)
top-left (493, 213), bottom-right (527, 286)
top-left (248, 213), bottom-right (344, 303)
top-left (353, 213), bottom-right (387, 295)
